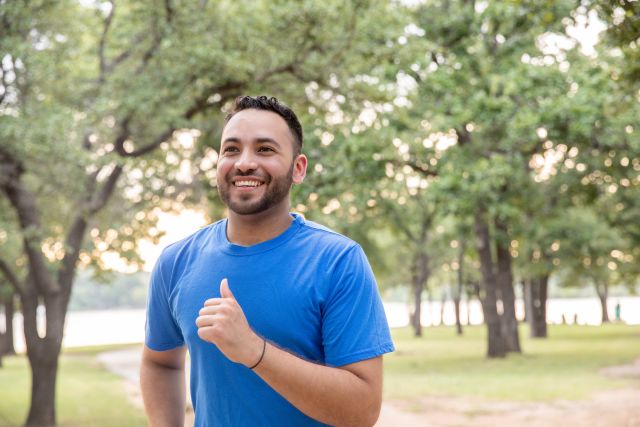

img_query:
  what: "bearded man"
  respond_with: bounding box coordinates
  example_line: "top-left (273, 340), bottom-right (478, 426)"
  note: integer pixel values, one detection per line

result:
top-left (141, 96), bottom-right (394, 426)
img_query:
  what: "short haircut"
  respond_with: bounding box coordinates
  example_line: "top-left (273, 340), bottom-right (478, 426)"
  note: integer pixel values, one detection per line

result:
top-left (224, 96), bottom-right (303, 155)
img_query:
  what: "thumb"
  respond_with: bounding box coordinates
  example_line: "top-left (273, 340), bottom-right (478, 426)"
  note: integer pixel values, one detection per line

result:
top-left (220, 278), bottom-right (235, 300)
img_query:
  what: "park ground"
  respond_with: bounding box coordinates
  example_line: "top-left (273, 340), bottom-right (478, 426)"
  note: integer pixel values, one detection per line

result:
top-left (1, 324), bottom-right (639, 426)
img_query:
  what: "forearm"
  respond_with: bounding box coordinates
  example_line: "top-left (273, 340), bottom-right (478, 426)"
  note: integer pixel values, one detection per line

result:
top-left (253, 342), bottom-right (381, 426)
top-left (140, 360), bottom-right (186, 427)
top-left (196, 282), bottom-right (384, 425)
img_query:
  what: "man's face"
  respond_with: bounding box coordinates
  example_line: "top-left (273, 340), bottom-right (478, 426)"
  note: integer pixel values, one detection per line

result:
top-left (216, 109), bottom-right (306, 216)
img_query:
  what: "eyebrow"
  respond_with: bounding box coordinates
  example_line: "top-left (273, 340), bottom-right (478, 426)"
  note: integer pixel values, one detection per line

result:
top-left (221, 137), bottom-right (281, 147)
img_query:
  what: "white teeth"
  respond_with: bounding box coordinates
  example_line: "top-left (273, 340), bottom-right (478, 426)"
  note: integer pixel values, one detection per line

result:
top-left (235, 180), bottom-right (261, 187)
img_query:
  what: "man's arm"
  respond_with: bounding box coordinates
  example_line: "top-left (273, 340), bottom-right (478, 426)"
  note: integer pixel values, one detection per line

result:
top-left (197, 279), bottom-right (384, 426)
top-left (254, 344), bottom-right (383, 426)
top-left (140, 345), bottom-right (187, 427)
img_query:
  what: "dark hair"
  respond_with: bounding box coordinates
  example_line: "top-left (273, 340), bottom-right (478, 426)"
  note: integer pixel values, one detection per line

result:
top-left (224, 96), bottom-right (303, 154)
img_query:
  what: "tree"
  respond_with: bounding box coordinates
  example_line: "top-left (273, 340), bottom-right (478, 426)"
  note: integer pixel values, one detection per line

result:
top-left (0, 1), bottom-right (405, 425)
top-left (379, 188), bottom-right (435, 337)
top-left (390, 0), bottom-right (588, 356)
top-left (0, 201), bottom-right (19, 357)
top-left (552, 208), bottom-right (630, 322)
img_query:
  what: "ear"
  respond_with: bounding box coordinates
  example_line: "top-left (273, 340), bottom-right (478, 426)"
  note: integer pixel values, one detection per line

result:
top-left (292, 154), bottom-right (307, 185)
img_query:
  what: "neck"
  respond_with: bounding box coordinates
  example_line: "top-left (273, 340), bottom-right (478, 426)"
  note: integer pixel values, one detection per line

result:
top-left (226, 202), bottom-right (293, 246)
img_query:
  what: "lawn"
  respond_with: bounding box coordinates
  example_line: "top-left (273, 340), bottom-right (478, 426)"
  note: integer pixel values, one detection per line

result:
top-left (0, 324), bottom-right (638, 426)
top-left (0, 346), bottom-right (146, 427)
top-left (384, 323), bottom-right (640, 401)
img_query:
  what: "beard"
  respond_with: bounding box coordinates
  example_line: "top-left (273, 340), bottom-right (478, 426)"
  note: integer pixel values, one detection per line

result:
top-left (217, 163), bottom-right (294, 216)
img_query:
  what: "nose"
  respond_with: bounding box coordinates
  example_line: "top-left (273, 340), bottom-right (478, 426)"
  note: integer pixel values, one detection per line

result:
top-left (234, 149), bottom-right (258, 173)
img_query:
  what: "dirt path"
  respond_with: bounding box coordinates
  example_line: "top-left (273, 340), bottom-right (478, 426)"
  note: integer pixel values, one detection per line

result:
top-left (97, 348), bottom-right (640, 426)
top-left (379, 388), bottom-right (640, 426)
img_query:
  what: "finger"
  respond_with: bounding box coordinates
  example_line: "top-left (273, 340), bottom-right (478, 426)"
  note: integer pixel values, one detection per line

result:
top-left (199, 306), bottom-right (219, 316)
top-left (204, 298), bottom-right (223, 307)
top-left (197, 326), bottom-right (218, 342)
top-left (195, 316), bottom-right (209, 328)
top-left (200, 303), bottom-right (234, 317)
top-left (220, 278), bottom-right (235, 300)
top-left (195, 315), bottom-right (217, 328)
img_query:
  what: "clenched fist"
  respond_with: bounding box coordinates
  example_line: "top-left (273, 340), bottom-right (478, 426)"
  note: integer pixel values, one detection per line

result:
top-left (196, 278), bottom-right (264, 368)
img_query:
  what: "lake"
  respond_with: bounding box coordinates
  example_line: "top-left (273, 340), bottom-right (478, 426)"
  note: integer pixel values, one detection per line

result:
top-left (8, 297), bottom-right (640, 353)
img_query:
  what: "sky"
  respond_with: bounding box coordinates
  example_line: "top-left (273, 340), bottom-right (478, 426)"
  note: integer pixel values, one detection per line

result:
top-left (138, 209), bottom-right (209, 271)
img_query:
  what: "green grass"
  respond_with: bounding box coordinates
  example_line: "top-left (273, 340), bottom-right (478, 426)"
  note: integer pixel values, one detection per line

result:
top-left (1, 325), bottom-right (638, 426)
top-left (384, 323), bottom-right (640, 401)
top-left (0, 347), bottom-right (147, 427)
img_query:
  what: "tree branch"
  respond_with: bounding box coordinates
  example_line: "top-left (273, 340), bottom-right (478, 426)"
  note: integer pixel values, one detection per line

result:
top-left (388, 203), bottom-right (416, 242)
top-left (88, 164), bottom-right (123, 214)
top-left (455, 127), bottom-right (471, 146)
top-left (107, 36), bottom-right (138, 69)
top-left (100, 1), bottom-right (168, 77)
top-left (115, 126), bottom-right (175, 158)
top-left (98, 0), bottom-right (116, 82)
top-left (0, 259), bottom-right (26, 297)
top-left (117, 78), bottom-right (248, 158)
top-left (0, 147), bottom-right (59, 295)
top-left (135, 5), bottom-right (175, 74)
top-left (116, 57), bottom-right (309, 158)
top-left (113, 115), bottom-right (132, 156)
top-left (397, 158), bottom-right (438, 178)
top-left (59, 164), bottom-right (123, 292)
top-left (164, 0), bottom-right (174, 23)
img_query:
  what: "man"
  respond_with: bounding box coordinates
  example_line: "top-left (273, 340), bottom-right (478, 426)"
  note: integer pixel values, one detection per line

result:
top-left (141, 95), bottom-right (394, 426)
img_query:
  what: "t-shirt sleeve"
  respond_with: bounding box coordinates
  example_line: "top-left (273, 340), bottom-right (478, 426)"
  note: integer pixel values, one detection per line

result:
top-left (321, 244), bottom-right (395, 367)
top-left (145, 256), bottom-right (184, 351)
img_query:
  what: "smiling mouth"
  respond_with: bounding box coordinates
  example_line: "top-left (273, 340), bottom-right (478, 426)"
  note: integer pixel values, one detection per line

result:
top-left (233, 180), bottom-right (264, 188)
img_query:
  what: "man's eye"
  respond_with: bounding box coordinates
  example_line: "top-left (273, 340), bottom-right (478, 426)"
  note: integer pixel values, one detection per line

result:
top-left (258, 146), bottom-right (274, 152)
top-left (223, 147), bottom-right (239, 153)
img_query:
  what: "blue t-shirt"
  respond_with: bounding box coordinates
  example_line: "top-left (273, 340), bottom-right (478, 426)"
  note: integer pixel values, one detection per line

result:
top-left (145, 213), bottom-right (394, 426)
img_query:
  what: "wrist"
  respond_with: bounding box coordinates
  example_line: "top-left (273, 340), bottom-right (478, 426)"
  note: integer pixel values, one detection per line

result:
top-left (245, 333), bottom-right (266, 369)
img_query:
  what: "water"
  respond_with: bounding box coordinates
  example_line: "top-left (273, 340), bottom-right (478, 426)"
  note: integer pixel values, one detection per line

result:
top-left (8, 297), bottom-right (640, 352)
top-left (11, 309), bottom-right (146, 353)
top-left (390, 297), bottom-right (640, 328)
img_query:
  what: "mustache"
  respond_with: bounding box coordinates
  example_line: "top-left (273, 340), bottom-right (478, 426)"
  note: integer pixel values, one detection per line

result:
top-left (226, 171), bottom-right (270, 181)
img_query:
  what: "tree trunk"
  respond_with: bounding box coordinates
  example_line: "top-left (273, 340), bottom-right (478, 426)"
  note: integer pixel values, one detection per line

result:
top-left (595, 281), bottom-right (610, 323)
top-left (468, 283), bottom-right (478, 325)
top-left (0, 292), bottom-right (17, 356)
top-left (453, 292), bottom-right (462, 335)
top-left (520, 280), bottom-right (528, 323)
top-left (474, 211), bottom-right (505, 358)
top-left (439, 290), bottom-right (446, 326)
top-left (526, 275), bottom-right (548, 338)
top-left (410, 251), bottom-right (429, 337)
top-left (495, 220), bottom-right (521, 353)
top-left (453, 239), bottom-right (465, 334)
top-left (26, 349), bottom-right (60, 427)
top-left (21, 281), bottom-right (68, 427)
top-left (411, 280), bottom-right (423, 337)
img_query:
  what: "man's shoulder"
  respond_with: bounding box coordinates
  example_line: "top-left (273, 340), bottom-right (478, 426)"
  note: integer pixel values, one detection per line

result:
top-left (297, 216), bottom-right (359, 252)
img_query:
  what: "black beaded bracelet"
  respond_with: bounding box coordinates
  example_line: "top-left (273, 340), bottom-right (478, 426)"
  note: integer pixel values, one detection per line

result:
top-left (249, 338), bottom-right (266, 370)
